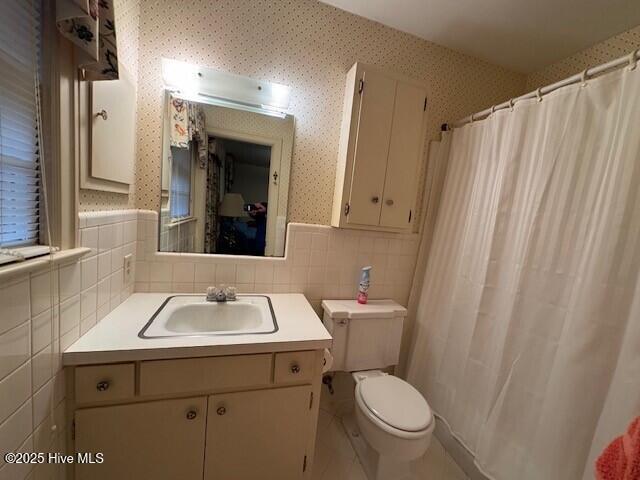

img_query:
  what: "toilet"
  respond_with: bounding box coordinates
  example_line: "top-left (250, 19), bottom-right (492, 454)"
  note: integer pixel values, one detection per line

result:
top-left (322, 300), bottom-right (434, 480)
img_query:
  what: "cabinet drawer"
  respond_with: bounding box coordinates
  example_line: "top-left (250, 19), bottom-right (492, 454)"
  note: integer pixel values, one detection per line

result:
top-left (75, 363), bottom-right (135, 404)
top-left (273, 351), bottom-right (317, 384)
top-left (139, 354), bottom-right (272, 396)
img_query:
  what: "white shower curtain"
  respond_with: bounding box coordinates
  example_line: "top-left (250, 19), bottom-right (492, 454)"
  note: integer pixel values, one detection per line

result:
top-left (406, 65), bottom-right (640, 480)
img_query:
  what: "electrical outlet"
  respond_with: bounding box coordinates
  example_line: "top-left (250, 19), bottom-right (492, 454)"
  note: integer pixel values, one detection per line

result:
top-left (123, 254), bottom-right (133, 284)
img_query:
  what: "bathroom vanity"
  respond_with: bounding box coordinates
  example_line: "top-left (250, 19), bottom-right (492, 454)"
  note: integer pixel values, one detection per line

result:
top-left (63, 293), bottom-right (332, 480)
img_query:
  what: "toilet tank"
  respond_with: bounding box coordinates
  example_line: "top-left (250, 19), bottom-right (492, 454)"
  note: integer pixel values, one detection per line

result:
top-left (321, 299), bottom-right (407, 372)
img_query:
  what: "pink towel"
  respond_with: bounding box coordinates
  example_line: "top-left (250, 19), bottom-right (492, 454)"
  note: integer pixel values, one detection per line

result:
top-left (596, 417), bottom-right (640, 480)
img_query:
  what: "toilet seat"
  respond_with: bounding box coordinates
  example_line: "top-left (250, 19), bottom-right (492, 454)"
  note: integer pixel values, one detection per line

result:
top-left (355, 375), bottom-right (432, 438)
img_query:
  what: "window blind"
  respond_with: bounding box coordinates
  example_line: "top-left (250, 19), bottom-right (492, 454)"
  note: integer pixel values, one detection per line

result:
top-left (169, 146), bottom-right (192, 220)
top-left (0, 0), bottom-right (41, 250)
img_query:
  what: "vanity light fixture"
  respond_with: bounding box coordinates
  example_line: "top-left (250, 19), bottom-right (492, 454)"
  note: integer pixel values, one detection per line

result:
top-left (161, 58), bottom-right (290, 118)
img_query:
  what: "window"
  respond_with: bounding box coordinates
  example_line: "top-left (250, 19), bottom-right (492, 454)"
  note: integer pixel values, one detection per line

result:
top-left (169, 145), bottom-right (192, 220)
top-left (0, 1), bottom-right (43, 261)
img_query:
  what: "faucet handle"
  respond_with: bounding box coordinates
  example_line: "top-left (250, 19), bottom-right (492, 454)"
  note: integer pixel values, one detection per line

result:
top-left (206, 286), bottom-right (217, 300)
top-left (225, 286), bottom-right (237, 301)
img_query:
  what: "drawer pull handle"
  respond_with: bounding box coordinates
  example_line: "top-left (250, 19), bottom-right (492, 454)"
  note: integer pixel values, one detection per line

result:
top-left (217, 407), bottom-right (226, 416)
top-left (385, 199), bottom-right (394, 206)
top-left (96, 381), bottom-right (110, 392)
top-left (186, 410), bottom-right (197, 420)
top-left (291, 364), bottom-right (301, 374)
top-left (371, 196), bottom-right (379, 204)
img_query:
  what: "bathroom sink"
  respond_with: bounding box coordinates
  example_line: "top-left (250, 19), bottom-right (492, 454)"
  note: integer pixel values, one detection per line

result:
top-left (138, 295), bottom-right (278, 338)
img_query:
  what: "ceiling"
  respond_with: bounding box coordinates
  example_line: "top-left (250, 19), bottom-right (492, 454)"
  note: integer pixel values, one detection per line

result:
top-left (319, 0), bottom-right (640, 73)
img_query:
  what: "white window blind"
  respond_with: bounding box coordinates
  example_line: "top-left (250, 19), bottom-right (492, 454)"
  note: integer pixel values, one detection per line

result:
top-left (0, 1), bottom-right (41, 253)
top-left (169, 146), bottom-right (192, 220)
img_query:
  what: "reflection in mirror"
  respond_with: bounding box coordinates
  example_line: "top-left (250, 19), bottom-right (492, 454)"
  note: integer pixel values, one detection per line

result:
top-left (159, 62), bottom-right (294, 258)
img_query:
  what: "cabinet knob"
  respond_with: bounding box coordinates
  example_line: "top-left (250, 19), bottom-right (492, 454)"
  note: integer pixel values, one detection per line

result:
top-left (96, 381), bottom-right (110, 392)
top-left (217, 407), bottom-right (226, 416)
top-left (186, 410), bottom-right (197, 420)
top-left (95, 109), bottom-right (108, 121)
top-left (371, 196), bottom-right (379, 204)
top-left (291, 364), bottom-right (301, 374)
top-left (385, 199), bottom-right (394, 206)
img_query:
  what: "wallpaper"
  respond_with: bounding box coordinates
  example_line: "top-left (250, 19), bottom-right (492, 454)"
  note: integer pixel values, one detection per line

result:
top-left (78, 0), bottom-right (141, 212)
top-left (526, 25), bottom-right (640, 90)
top-left (131, 0), bottom-right (526, 224)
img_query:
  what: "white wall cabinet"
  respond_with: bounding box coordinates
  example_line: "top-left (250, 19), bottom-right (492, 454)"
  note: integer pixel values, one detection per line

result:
top-left (79, 66), bottom-right (136, 194)
top-left (332, 63), bottom-right (427, 232)
top-left (69, 350), bottom-right (323, 480)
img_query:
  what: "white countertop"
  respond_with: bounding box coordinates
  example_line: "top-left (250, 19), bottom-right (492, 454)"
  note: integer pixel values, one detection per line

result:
top-left (63, 293), bottom-right (332, 365)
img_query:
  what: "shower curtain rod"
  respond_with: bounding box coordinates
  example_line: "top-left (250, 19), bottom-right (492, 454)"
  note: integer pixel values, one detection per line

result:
top-left (444, 49), bottom-right (640, 130)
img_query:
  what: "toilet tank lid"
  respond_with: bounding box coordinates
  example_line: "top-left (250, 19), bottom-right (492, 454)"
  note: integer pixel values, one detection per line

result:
top-left (321, 299), bottom-right (407, 319)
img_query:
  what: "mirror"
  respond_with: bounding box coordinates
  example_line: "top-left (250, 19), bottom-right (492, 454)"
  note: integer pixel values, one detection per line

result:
top-left (158, 61), bottom-right (294, 257)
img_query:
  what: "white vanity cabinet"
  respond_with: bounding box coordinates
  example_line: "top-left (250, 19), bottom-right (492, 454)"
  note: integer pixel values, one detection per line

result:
top-left (332, 62), bottom-right (427, 232)
top-left (68, 350), bottom-right (323, 480)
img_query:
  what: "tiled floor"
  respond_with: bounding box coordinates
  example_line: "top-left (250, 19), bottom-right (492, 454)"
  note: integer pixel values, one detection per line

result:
top-left (312, 406), bottom-right (469, 480)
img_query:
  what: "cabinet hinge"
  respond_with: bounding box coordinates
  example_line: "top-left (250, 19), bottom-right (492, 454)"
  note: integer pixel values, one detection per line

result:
top-left (309, 392), bottom-right (314, 410)
top-left (71, 419), bottom-right (76, 440)
top-left (408, 209), bottom-right (412, 223)
top-left (358, 79), bottom-right (364, 94)
top-left (303, 455), bottom-right (307, 472)
top-left (344, 203), bottom-right (350, 216)
top-left (424, 96), bottom-right (428, 111)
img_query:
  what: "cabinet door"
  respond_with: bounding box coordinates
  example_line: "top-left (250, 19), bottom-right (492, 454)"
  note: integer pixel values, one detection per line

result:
top-left (90, 67), bottom-right (136, 185)
top-left (379, 81), bottom-right (426, 228)
top-left (348, 69), bottom-right (396, 226)
top-left (205, 386), bottom-right (313, 480)
top-left (75, 397), bottom-right (207, 480)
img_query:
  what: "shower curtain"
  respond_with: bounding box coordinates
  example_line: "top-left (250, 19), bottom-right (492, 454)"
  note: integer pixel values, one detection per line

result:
top-left (406, 65), bottom-right (640, 480)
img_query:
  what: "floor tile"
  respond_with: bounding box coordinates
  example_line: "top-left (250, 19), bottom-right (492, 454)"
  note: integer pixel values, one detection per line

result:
top-left (313, 409), bottom-right (469, 480)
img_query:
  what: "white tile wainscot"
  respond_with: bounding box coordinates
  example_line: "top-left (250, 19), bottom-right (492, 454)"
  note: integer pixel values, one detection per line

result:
top-left (0, 210), bottom-right (139, 479)
top-left (78, 210), bottom-right (138, 335)
top-left (134, 210), bottom-right (420, 314)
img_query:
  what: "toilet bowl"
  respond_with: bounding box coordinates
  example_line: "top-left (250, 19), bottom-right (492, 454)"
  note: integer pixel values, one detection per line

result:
top-left (349, 370), bottom-right (434, 480)
top-left (321, 300), bottom-right (433, 479)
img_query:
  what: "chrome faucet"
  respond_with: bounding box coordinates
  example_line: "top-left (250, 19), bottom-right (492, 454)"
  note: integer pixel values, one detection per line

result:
top-left (206, 285), bottom-right (237, 302)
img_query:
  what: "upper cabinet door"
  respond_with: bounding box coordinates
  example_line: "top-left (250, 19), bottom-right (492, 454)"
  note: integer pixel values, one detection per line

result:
top-left (347, 69), bottom-right (396, 227)
top-left (379, 81), bottom-right (426, 228)
top-left (332, 63), bottom-right (427, 232)
top-left (90, 67), bottom-right (136, 185)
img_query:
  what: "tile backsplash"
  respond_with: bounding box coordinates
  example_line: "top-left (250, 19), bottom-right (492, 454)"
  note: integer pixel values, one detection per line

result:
top-left (134, 210), bottom-right (419, 313)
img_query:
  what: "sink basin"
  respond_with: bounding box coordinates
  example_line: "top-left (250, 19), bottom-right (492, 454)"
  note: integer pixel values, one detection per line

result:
top-left (139, 295), bottom-right (278, 338)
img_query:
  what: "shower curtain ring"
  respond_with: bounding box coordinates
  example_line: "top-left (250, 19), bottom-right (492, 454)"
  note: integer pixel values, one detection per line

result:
top-left (536, 88), bottom-right (543, 102)
top-left (581, 69), bottom-right (589, 87)
top-left (490, 105), bottom-right (497, 115)
top-left (470, 113), bottom-right (475, 124)
top-left (629, 50), bottom-right (638, 71)
top-left (509, 98), bottom-right (515, 111)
